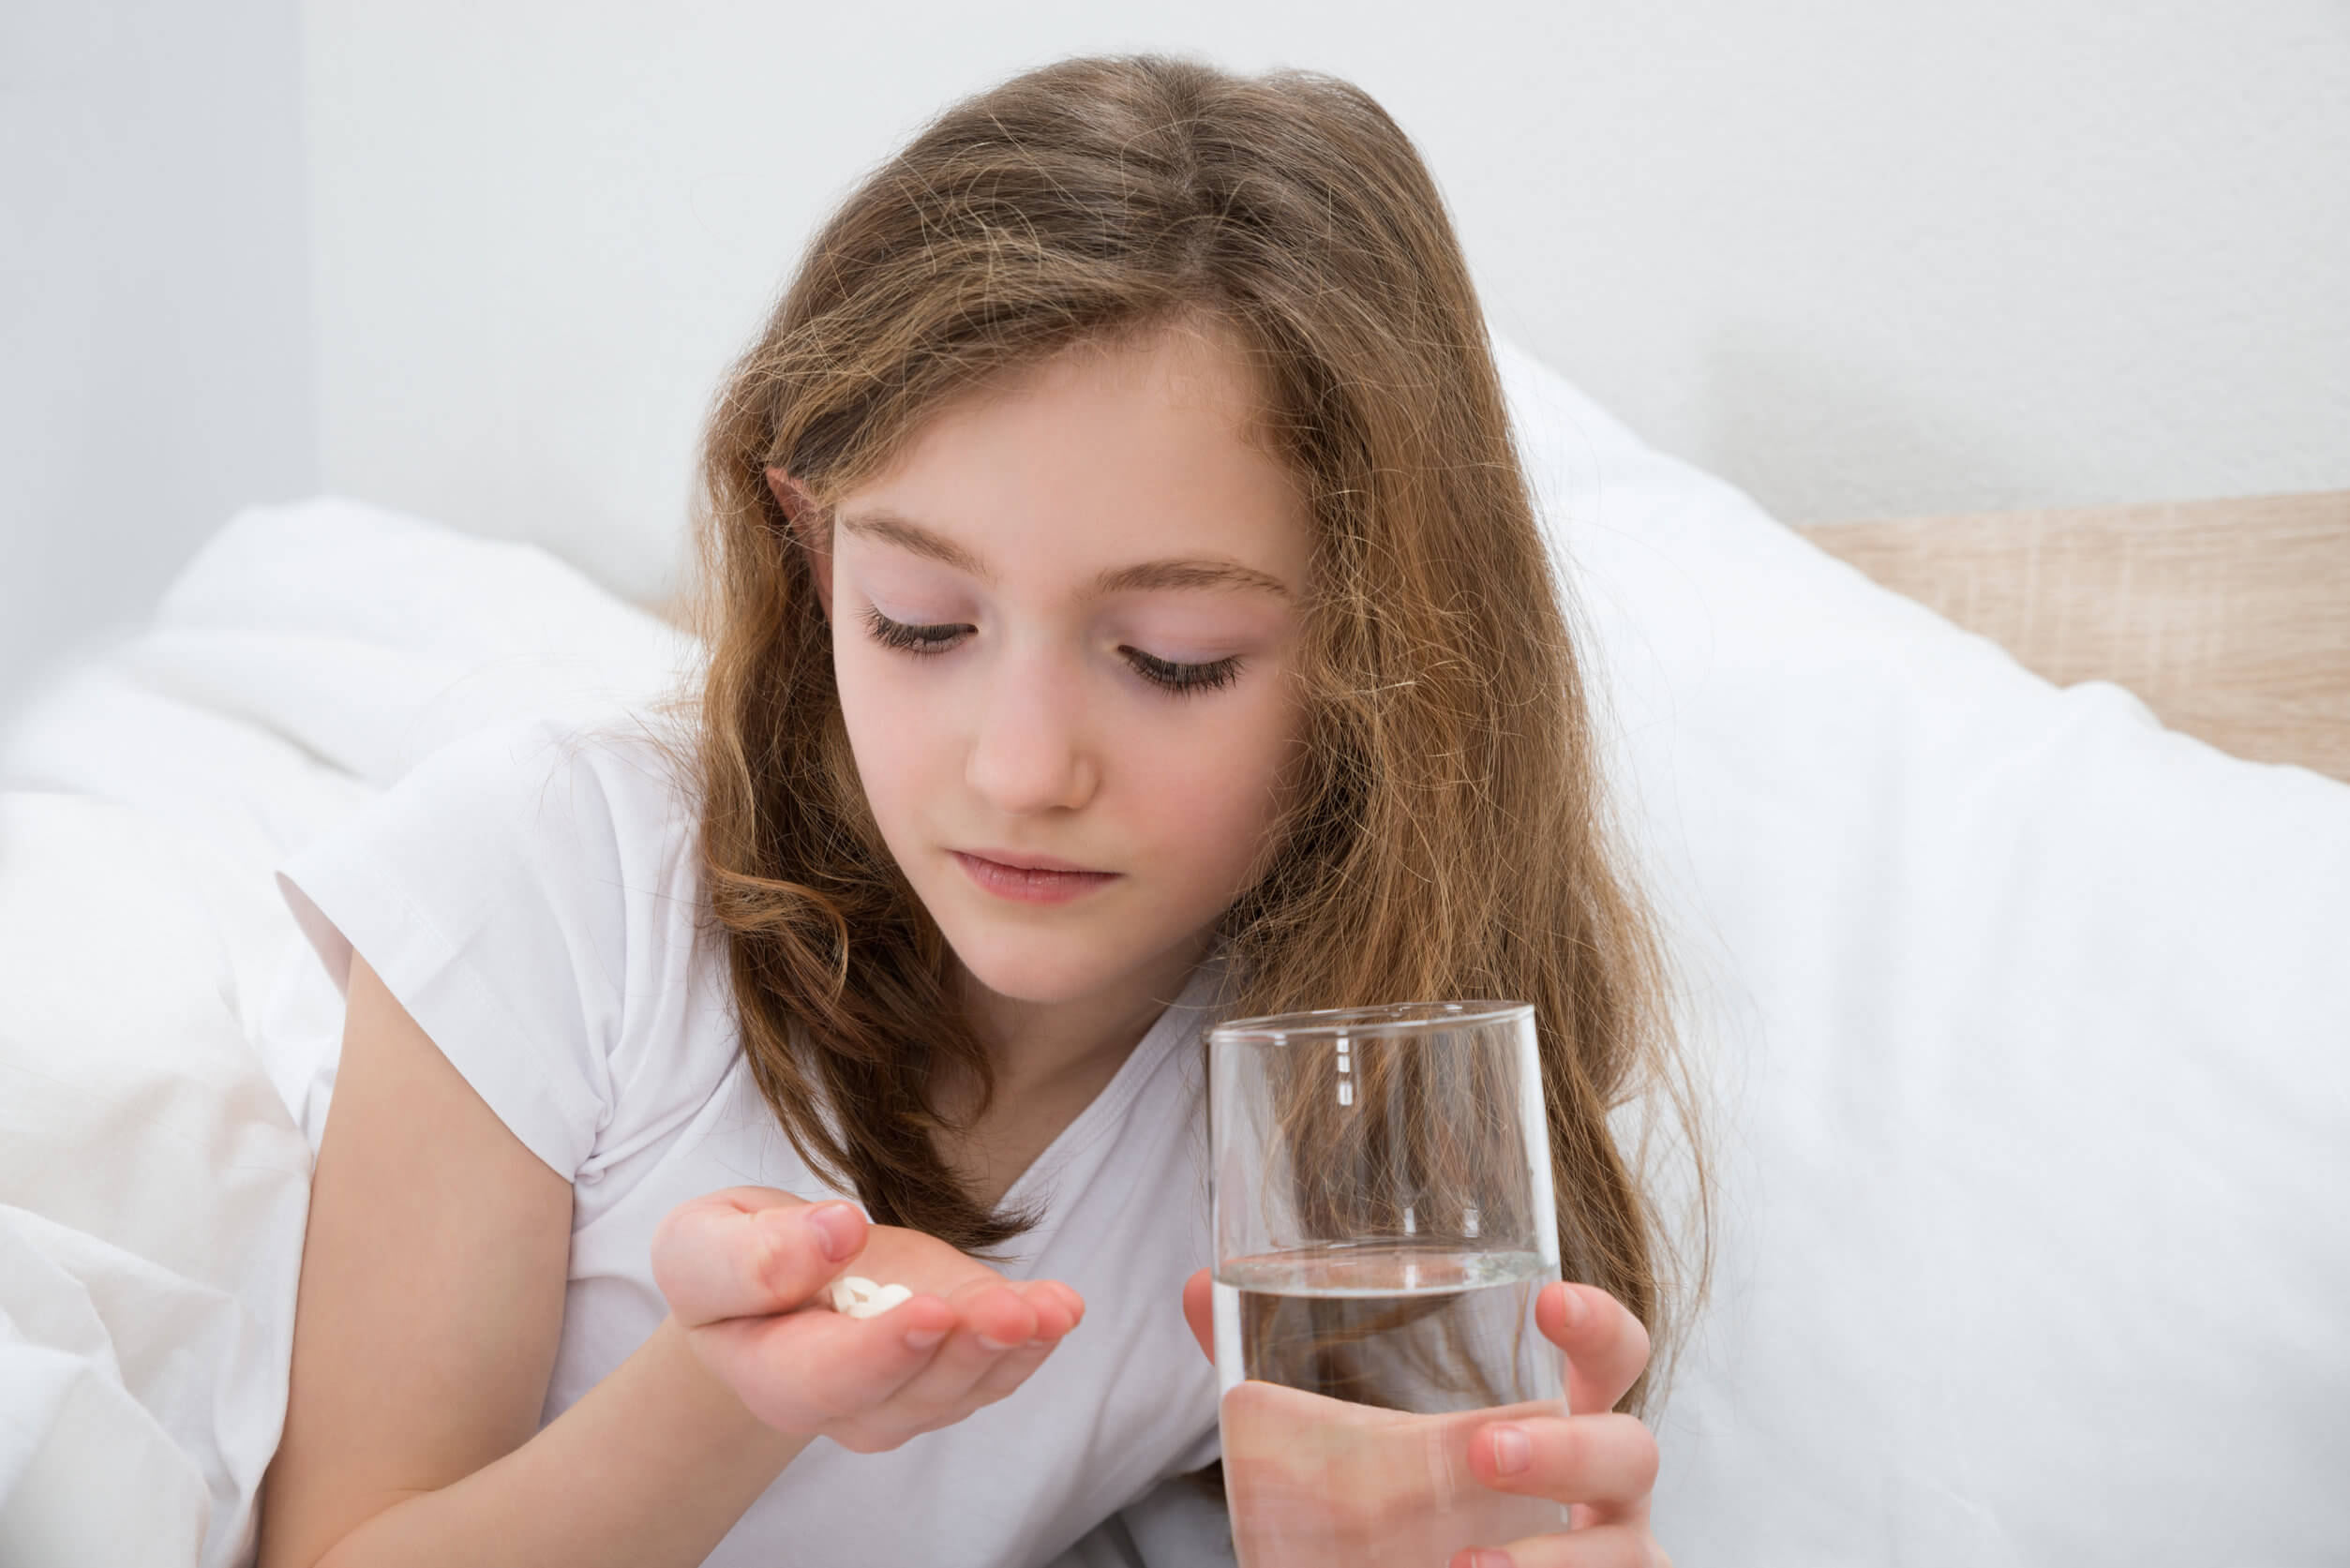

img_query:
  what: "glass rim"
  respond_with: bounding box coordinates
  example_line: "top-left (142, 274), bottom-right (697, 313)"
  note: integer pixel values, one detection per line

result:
top-left (1208, 998), bottom-right (1532, 1044)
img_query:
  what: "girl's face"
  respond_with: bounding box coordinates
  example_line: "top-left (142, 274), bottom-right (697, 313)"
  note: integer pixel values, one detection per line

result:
top-left (786, 325), bottom-right (1315, 1008)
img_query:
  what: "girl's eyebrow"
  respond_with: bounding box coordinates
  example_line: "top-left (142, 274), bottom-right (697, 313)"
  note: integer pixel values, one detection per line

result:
top-left (837, 507), bottom-right (1293, 600)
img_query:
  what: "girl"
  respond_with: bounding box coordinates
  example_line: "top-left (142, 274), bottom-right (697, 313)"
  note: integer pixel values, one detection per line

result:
top-left (255, 51), bottom-right (1711, 1568)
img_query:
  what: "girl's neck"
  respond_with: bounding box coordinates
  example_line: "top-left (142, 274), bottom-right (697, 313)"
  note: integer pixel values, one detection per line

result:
top-left (950, 929), bottom-right (1213, 1099)
top-left (926, 933), bottom-right (1215, 1209)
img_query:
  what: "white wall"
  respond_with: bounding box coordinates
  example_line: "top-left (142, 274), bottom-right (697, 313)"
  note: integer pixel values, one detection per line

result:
top-left (12, 2), bottom-right (2343, 667)
top-left (299, 0), bottom-right (2350, 608)
top-left (1, 0), bottom-right (318, 723)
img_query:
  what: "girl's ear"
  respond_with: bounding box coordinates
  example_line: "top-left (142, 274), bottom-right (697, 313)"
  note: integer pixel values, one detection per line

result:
top-left (765, 466), bottom-right (833, 622)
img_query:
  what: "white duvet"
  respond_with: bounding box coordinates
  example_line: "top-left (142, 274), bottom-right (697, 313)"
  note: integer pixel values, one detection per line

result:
top-left (0, 498), bottom-right (699, 1567)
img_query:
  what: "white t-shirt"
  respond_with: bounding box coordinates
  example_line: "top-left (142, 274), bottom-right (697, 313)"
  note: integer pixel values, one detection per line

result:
top-left (257, 709), bottom-right (1240, 1567)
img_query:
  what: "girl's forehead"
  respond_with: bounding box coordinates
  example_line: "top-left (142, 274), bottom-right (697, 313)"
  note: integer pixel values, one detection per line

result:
top-left (932, 325), bottom-right (1273, 451)
top-left (834, 332), bottom-right (1310, 585)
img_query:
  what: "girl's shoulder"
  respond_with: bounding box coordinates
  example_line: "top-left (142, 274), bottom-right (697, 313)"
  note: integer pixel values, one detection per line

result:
top-left (500, 704), bottom-right (705, 844)
top-left (277, 703), bottom-right (723, 1186)
top-left (401, 705), bottom-right (711, 925)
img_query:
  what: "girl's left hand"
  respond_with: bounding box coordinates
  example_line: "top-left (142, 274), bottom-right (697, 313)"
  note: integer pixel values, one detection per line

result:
top-left (1180, 1269), bottom-right (1669, 1567)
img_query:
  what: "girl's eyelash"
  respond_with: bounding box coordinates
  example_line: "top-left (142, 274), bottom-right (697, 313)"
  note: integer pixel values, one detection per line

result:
top-left (861, 605), bottom-right (965, 654)
top-left (1125, 647), bottom-right (1242, 696)
top-left (859, 605), bottom-right (1242, 696)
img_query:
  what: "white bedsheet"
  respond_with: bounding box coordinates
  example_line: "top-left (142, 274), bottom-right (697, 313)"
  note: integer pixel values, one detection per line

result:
top-left (0, 497), bottom-right (699, 1566)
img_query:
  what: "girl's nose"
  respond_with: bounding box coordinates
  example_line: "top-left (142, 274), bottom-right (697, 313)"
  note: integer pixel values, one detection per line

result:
top-left (964, 650), bottom-right (1099, 815)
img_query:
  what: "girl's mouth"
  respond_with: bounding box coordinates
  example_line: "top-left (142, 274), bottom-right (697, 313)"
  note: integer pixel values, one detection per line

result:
top-left (951, 851), bottom-right (1121, 904)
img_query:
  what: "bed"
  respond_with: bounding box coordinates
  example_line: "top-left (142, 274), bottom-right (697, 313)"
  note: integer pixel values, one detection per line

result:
top-left (3, 341), bottom-right (2344, 1567)
top-left (1800, 489), bottom-right (2350, 784)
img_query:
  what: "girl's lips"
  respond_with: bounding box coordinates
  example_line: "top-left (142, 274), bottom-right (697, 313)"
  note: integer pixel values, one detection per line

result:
top-left (951, 850), bottom-right (1120, 904)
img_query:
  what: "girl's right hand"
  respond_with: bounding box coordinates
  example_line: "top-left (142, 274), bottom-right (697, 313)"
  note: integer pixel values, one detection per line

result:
top-left (650, 1186), bottom-right (1085, 1453)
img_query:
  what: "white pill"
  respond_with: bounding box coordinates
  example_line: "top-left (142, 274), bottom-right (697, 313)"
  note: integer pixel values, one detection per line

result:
top-left (825, 1276), bottom-right (913, 1319)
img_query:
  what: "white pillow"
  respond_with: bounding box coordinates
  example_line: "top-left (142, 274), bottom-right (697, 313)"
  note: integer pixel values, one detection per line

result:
top-left (1490, 336), bottom-right (2350, 1563)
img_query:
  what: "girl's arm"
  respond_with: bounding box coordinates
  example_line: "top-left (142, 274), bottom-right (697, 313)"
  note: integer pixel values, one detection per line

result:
top-left (254, 950), bottom-right (808, 1568)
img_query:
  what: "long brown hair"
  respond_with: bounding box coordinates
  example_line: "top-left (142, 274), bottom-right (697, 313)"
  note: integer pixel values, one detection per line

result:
top-left (645, 52), bottom-right (1713, 1417)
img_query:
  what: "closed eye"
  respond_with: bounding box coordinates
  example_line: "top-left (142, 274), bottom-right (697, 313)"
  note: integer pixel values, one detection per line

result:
top-left (861, 605), bottom-right (966, 654)
top-left (1124, 647), bottom-right (1241, 695)
top-left (859, 605), bottom-right (1242, 696)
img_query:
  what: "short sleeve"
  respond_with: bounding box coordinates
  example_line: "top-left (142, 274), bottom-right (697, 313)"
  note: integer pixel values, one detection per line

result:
top-left (274, 714), bottom-right (635, 1181)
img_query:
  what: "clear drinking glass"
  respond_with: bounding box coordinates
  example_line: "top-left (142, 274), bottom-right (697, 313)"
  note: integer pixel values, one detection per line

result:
top-left (1209, 1001), bottom-right (1570, 1566)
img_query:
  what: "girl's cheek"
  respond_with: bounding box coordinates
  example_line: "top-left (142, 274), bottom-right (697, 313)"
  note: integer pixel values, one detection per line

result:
top-left (1134, 721), bottom-right (1289, 857)
top-left (836, 654), bottom-right (945, 794)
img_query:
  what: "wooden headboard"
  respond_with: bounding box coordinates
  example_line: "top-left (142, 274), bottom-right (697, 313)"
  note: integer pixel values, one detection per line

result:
top-left (1799, 490), bottom-right (2350, 784)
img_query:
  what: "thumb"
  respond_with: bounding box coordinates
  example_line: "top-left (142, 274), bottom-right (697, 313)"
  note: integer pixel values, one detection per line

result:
top-left (651, 1187), bottom-right (866, 1328)
top-left (1181, 1267), bottom-right (1214, 1363)
top-left (1538, 1279), bottom-right (1654, 1415)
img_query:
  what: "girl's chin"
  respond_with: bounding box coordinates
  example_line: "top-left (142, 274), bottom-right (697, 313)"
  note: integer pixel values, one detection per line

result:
top-left (950, 953), bottom-right (1114, 1008)
top-left (942, 932), bottom-right (1141, 1008)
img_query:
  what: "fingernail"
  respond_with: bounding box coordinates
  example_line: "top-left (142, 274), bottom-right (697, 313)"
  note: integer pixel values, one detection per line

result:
top-left (806, 1202), bottom-right (861, 1262)
top-left (977, 1334), bottom-right (1019, 1351)
top-left (1489, 1424), bottom-right (1531, 1474)
top-left (1559, 1281), bottom-right (1590, 1329)
top-left (904, 1327), bottom-right (947, 1349)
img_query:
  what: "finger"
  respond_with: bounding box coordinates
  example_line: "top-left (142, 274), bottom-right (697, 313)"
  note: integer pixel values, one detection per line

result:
top-left (1451, 1521), bottom-right (1669, 1568)
top-left (651, 1192), bottom-right (866, 1327)
top-left (1181, 1266), bottom-right (1214, 1362)
top-left (1537, 1282), bottom-right (1652, 1415)
top-left (901, 1316), bottom-right (1061, 1418)
top-left (880, 1282), bottom-right (1044, 1415)
top-left (959, 1282), bottom-right (1086, 1406)
top-left (1014, 1279), bottom-right (1086, 1340)
top-left (867, 1316), bottom-right (1019, 1417)
top-left (1464, 1412), bottom-right (1657, 1527)
top-left (944, 1277), bottom-right (1041, 1350)
top-left (958, 1332), bottom-right (1059, 1409)
top-left (692, 1292), bottom-right (958, 1432)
